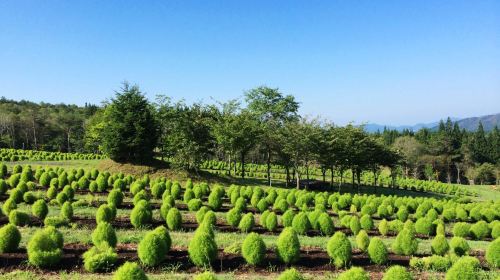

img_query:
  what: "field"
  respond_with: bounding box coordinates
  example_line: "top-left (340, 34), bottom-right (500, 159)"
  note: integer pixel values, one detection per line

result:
top-left (0, 156), bottom-right (498, 280)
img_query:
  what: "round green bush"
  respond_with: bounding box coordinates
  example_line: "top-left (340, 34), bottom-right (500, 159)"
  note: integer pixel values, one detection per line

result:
top-left (431, 234), bottom-right (449, 256)
top-left (0, 224), bottom-right (21, 253)
top-left (23, 191), bottom-right (37, 204)
top-left (282, 209), bottom-right (295, 227)
top-left (379, 219), bottom-right (389, 236)
top-left (442, 208), bottom-right (456, 222)
top-left (277, 268), bottom-right (304, 280)
top-left (184, 189), bottom-right (195, 203)
top-left (350, 216), bottom-right (361, 235)
top-left (188, 198), bottom-right (203, 211)
top-left (92, 222), bottom-right (117, 248)
top-left (382, 265), bottom-right (413, 280)
top-left (453, 222), bottom-right (471, 238)
top-left (260, 210), bottom-right (270, 227)
top-left (166, 207), bottom-right (182, 230)
top-left (356, 230), bottom-right (370, 252)
top-left (238, 213), bottom-right (255, 233)
top-left (327, 231), bottom-right (352, 268)
top-left (360, 214), bottom-right (374, 230)
top-left (138, 228), bottom-right (170, 266)
top-left (485, 238), bottom-right (500, 268)
top-left (202, 211), bottom-right (217, 226)
top-left (470, 221), bottom-right (490, 240)
top-left (226, 208), bottom-right (242, 227)
top-left (415, 218), bottom-right (433, 236)
top-left (193, 271), bottom-right (219, 280)
top-left (8, 210), bottom-right (30, 226)
top-left (392, 228), bottom-right (418, 256)
top-left (276, 227), bottom-right (300, 264)
top-left (397, 206), bottom-right (409, 222)
top-left (450, 237), bottom-right (470, 256)
top-left (96, 204), bottom-right (114, 224)
top-left (46, 186), bottom-right (57, 199)
top-left (208, 190), bottom-right (223, 211)
top-left (9, 188), bottom-right (23, 204)
top-left (368, 237), bottom-right (388, 264)
top-left (445, 256), bottom-right (480, 280)
top-left (151, 182), bottom-right (166, 199)
top-left (39, 173), bottom-right (51, 187)
top-left (112, 261), bottom-right (148, 280)
top-left (44, 215), bottom-right (69, 227)
top-left (241, 232), bottom-right (266, 265)
top-left (265, 212), bottom-right (278, 232)
top-left (188, 231), bottom-right (217, 267)
top-left (292, 212), bottom-right (311, 235)
top-left (83, 245), bottom-right (118, 272)
top-left (61, 201), bottom-right (73, 220)
top-left (130, 203), bottom-right (152, 229)
top-left (196, 206), bottom-right (210, 224)
top-left (492, 223), bottom-right (500, 239)
top-left (55, 192), bottom-right (69, 206)
top-left (337, 267), bottom-right (370, 280)
top-left (27, 230), bottom-right (63, 268)
top-left (108, 189), bottom-right (124, 207)
top-left (43, 226), bottom-right (63, 249)
top-left (317, 212), bottom-right (334, 236)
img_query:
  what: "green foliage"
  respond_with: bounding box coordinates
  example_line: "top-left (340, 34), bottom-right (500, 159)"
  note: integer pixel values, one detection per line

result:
top-left (226, 208), bottom-right (242, 227)
top-left (415, 218), bottom-right (433, 236)
top-left (151, 182), bottom-right (166, 199)
top-left (83, 245), bottom-right (118, 272)
top-left (138, 227), bottom-right (171, 266)
top-left (356, 230), bottom-right (370, 252)
top-left (450, 237), bottom-right (470, 256)
top-left (166, 207), bottom-right (182, 230)
top-left (61, 201), bottom-right (73, 220)
top-left (112, 261), bottom-right (148, 280)
top-left (44, 216), bottom-right (69, 227)
top-left (101, 83), bottom-right (158, 162)
top-left (0, 224), bottom-right (21, 253)
top-left (379, 219), bottom-right (389, 236)
top-left (327, 231), bottom-right (351, 268)
top-left (292, 212), bottom-right (311, 235)
top-left (445, 256), bottom-right (481, 280)
top-left (241, 232), bottom-right (266, 265)
top-left (485, 238), bottom-right (500, 268)
top-left (282, 209), bottom-right (295, 227)
top-left (317, 212), bottom-right (334, 236)
top-left (453, 222), bottom-right (471, 238)
top-left (277, 268), bottom-right (304, 280)
top-left (276, 227), bottom-right (300, 264)
top-left (392, 228), bottom-right (418, 256)
top-left (265, 212), bottom-right (278, 232)
top-left (108, 189), bottom-right (124, 207)
top-left (188, 231), bottom-right (217, 267)
top-left (92, 222), bottom-right (117, 248)
top-left (27, 229), bottom-right (63, 268)
top-left (431, 234), bottom-right (449, 256)
top-left (410, 255), bottom-right (451, 272)
top-left (193, 271), bottom-right (218, 280)
top-left (238, 213), bottom-right (255, 233)
top-left (470, 221), bottom-right (490, 240)
top-left (350, 215), bottom-right (361, 235)
top-left (382, 265), bottom-right (413, 280)
top-left (337, 267), bottom-right (370, 280)
top-left (8, 210), bottom-right (30, 226)
top-left (130, 202), bottom-right (152, 228)
top-left (368, 237), bottom-right (388, 264)
top-left (188, 198), bottom-right (203, 211)
top-left (2, 199), bottom-right (16, 216)
top-left (360, 214), bottom-right (374, 230)
top-left (96, 204), bottom-right (114, 224)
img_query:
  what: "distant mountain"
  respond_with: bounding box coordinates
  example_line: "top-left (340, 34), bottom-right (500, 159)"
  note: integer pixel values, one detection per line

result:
top-left (363, 113), bottom-right (499, 133)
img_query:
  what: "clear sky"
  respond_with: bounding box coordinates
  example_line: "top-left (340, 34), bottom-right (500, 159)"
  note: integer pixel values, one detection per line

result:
top-left (0, 1), bottom-right (499, 126)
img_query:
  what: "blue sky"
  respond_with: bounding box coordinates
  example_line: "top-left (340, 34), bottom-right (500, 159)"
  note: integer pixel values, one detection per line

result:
top-left (0, 1), bottom-right (499, 125)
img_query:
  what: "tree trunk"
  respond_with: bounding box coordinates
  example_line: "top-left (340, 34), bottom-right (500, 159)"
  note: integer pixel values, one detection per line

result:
top-left (241, 152), bottom-right (245, 179)
top-left (295, 167), bottom-right (300, 190)
top-left (455, 164), bottom-right (461, 185)
top-left (322, 167), bottom-right (326, 182)
top-left (228, 154), bottom-right (231, 176)
top-left (285, 167), bottom-right (290, 188)
top-left (356, 168), bottom-right (361, 194)
top-left (330, 166), bottom-right (334, 187)
top-left (267, 149), bottom-right (271, 186)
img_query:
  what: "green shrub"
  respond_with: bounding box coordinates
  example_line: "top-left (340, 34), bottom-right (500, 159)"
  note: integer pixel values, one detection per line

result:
top-left (107, 189), bottom-right (124, 207)
top-left (8, 210), bottom-right (30, 226)
top-left (83, 245), bottom-right (118, 272)
top-left (292, 212), bottom-right (311, 235)
top-left (23, 191), bottom-right (37, 204)
top-left (350, 216), bottom-right (361, 235)
top-left (193, 271), bottom-right (218, 280)
top-left (392, 228), bottom-right (418, 256)
top-left (282, 209), bottom-right (295, 227)
top-left (308, 209), bottom-right (322, 230)
top-left (485, 238), bottom-right (500, 268)
top-left (442, 208), bottom-right (456, 222)
top-left (492, 223), bottom-right (500, 239)
top-left (238, 213), bottom-right (255, 233)
top-left (241, 232), bottom-right (266, 265)
top-left (360, 214), bottom-right (373, 230)
top-left (445, 256), bottom-right (480, 280)
top-left (55, 192), bottom-right (68, 205)
top-left (151, 183), bottom-right (166, 199)
top-left (46, 186), bottom-right (57, 199)
top-left (2, 198), bottom-right (17, 215)
top-left (356, 230), bottom-right (370, 252)
top-left (188, 198), bottom-right (203, 211)
top-left (265, 212), bottom-right (278, 232)
top-left (450, 237), bottom-right (470, 256)
top-left (196, 206), bottom-right (210, 224)
top-left (208, 190), bottom-right (223, 211)
top-left (453, 222), bottom-right (471, 238)
top-left (203, 211), bottom-right (217, 226)
top-left (92, 222), bottom-right (117, 248)
top-left (138, 228), bottom-right (170, 266)
top-left (277, 268), bottom-right (304, 280)
top-left (431, 234), bottom-right (449, 256)
top-left (397, 206), bottom-right (409, 222)
top-left (96, 204), bottom-right (114, 224)
top-left (166, 207), bottom-right (182, 231)
top-left (317, 212), bottom-right (334, 236)
top-left (226, 208), bottom-right (242, 227)
top-left (61, 201), bottom-right (73, 220)
top-left (337, 267), bottom-right (370, 280)
top-left (27, 230), bottom-right (63, 268)
top-left (44, 216), bottom-right (69, 227)
top-left (188, 231), bottom-right (217, 267)
top-left (382, 265), bottom-right (413, 280)
top-left (9, 188), bottom-right (23, 204)
top-left (0, 224), bottom-right (21, 253)
top-left (379, 219), bottom-right (389, 236)
top-left (130, 203), bottom-right (152, 229)
top-left (470, 221), bottom-right (490, 240)
top-left (411, 255), bottom-right (451, 271)
top-left (327, 231), bottom-right (351, 268)
top-left (276, 227), bottom-right (300, 264)
top-left (415, 218), bottom-right (432, 236)
top-left (112, 262), bottom-right (148, 280)
top-left (368, 237), bottom-right (388, 264)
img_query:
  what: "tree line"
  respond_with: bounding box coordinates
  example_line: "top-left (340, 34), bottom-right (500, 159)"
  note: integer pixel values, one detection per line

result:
top-left (1, 83), bottom-right (499, 187)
